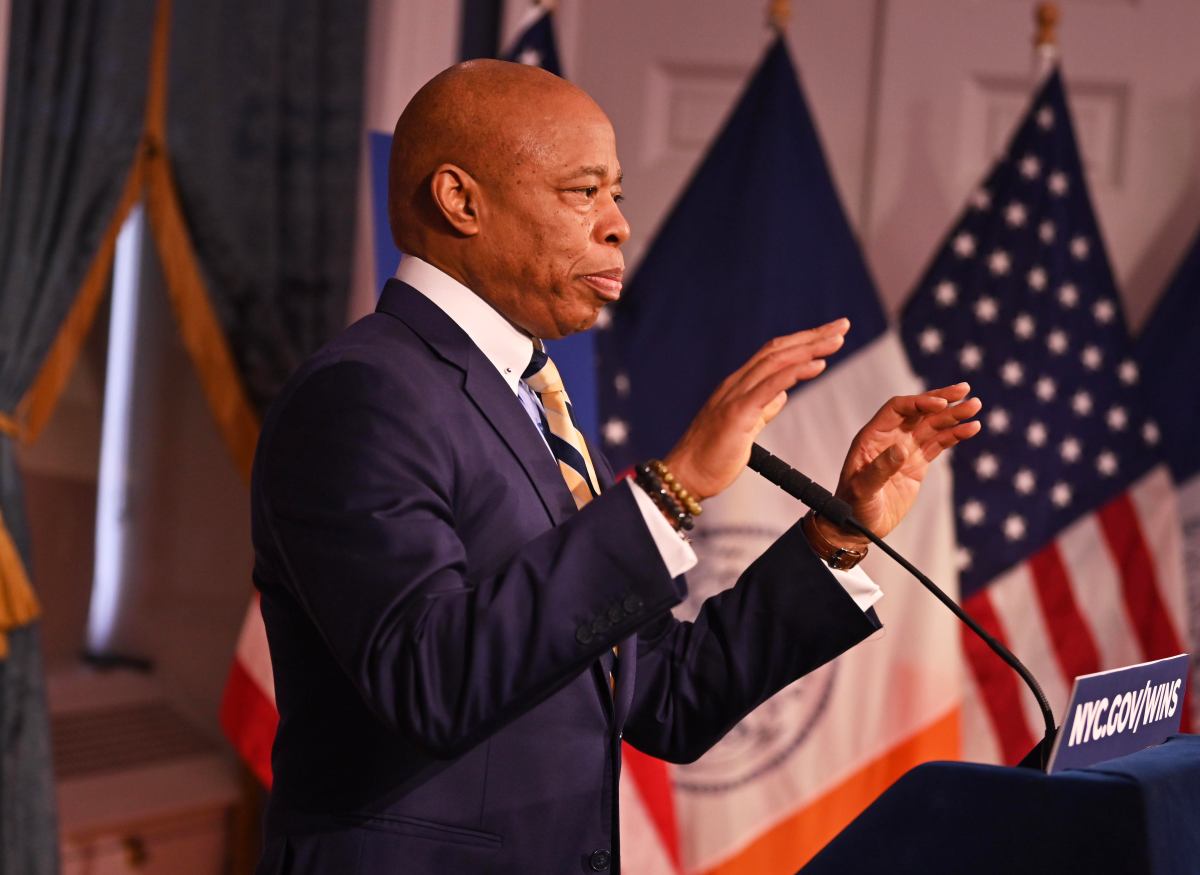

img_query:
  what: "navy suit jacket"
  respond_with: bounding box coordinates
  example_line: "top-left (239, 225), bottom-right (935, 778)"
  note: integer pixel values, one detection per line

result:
top-left (252, 280), bottom-right (880, 874)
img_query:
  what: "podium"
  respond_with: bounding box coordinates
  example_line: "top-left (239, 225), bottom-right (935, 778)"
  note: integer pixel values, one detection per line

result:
top-left (800, 734), bottom-right (1200, 875)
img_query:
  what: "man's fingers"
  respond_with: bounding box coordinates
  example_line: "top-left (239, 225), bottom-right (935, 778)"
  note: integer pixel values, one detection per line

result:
top-left (744, 359), bottom-right (828, 411)
top-left (714, 333), bottom-right (843, 408)
top-left (928, 382), bottom-right (971, 402)
top-left (917, 419), bottom-right (983, 463)
top-left (869, 384), bottom-right (976, 433)
top-left (735, 333), bottom-right (845, 398)
top-left (912, 396), bottom-right (983, 438)
top-left (714, 320), bottom-right (850, 401)
top-left (760, 318), bottom-right (850, 353)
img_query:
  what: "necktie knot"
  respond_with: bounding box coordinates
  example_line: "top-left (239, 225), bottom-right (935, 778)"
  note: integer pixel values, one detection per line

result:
top-left (523, 347), bottom-right (564, 395)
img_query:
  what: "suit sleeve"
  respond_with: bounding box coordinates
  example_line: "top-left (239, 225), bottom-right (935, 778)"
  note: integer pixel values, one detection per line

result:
top-left (622, 521), bottom-right (882, 763)
top-left (255, 359), bottom-right (683, 758)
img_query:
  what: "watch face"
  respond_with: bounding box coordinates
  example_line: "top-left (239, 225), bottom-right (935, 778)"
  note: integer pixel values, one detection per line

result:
top-left (829, 547), bottom-right (865, 570)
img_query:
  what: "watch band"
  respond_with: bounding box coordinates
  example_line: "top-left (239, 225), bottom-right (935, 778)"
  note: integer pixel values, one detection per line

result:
top-left (801, 510), bottom-right (868, 570)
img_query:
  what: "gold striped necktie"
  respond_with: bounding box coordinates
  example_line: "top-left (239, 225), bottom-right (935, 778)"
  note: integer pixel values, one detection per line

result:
top-left (522, 347), bottom-right (601, 510)
top-left (522, 347), bottom-right (617, 693)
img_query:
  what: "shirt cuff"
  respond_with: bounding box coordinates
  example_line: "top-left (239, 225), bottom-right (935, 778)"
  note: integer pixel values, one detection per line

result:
top-left (628, 480), bottom-right (697, 579)
top-left (829, 564), bottom-right (883, 613)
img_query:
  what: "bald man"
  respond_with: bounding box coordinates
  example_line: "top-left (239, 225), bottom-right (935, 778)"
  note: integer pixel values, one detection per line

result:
top-left (251, 61), bottom-right (979, 874)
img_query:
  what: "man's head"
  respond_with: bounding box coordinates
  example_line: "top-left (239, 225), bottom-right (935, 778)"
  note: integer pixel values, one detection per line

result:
top-left (389, 60), bottom-right (629, 339)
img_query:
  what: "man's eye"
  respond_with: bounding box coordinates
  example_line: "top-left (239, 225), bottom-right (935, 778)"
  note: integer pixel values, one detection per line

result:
top-left (614, 193), bottom-right (625, 204)
top-left (579, 187), bottom-right (598, 198)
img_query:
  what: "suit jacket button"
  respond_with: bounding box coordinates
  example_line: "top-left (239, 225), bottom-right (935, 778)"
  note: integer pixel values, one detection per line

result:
top-left (588, 849), bottom-right (611, 871)
top-left (607, 605), bottom-right (623, 624)
top-left (576, 624), bottom-right (595, 645)
top-left (623, 595), bottom-right (643, 615)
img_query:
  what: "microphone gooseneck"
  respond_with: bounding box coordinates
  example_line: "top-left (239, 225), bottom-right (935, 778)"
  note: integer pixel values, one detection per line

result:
top-left (746, 442), bottom-right (1058, 765)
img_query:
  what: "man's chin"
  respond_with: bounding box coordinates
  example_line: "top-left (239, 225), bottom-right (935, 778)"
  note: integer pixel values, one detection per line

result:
top-left (554, 304), bottom-right (607, 338)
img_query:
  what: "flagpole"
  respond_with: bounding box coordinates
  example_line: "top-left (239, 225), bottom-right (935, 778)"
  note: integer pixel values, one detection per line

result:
top-left (1033, 2), bottom-right (1059, 79)
top-left (767, 0), bottom-right (790, 33)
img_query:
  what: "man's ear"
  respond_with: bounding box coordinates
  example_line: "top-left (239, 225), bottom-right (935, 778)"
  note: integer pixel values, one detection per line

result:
top-left (429, 163), bottom-right (482, 236)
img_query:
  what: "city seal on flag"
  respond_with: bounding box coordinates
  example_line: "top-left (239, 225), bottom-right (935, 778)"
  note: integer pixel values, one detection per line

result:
top-left (672, 524), bottom-right (837, 793)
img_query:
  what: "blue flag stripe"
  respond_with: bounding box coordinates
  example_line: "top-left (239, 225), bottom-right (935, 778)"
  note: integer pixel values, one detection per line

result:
top-left (1137, 228), bottom-right (1200, 483)
top-left (598, 38), bottom-right (886, 471)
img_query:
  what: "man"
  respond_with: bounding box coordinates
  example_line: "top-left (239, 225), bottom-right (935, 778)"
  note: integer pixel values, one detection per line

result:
top-left (253, 60), bottom-right (980, 873)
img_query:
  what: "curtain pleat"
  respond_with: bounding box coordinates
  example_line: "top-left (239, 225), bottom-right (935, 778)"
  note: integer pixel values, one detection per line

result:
top-left (159, 0), bottom-right (366, 450)
top-left (0, 3), bottom-right (155, 868)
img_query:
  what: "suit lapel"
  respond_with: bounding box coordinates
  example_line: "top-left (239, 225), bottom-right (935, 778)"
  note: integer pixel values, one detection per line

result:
top-left (376, 279), bottom-right (576, 526)
top-left (379, 280), bottom-right (626, 718)
top-left (463, 363), bottom-right (578, 525)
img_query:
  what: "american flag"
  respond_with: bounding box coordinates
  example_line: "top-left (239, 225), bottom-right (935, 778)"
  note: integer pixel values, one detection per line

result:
top-left (899, 68), bottom-right (1191, 764)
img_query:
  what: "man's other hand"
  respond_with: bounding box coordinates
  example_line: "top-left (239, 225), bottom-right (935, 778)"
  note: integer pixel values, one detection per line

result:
top-left (812, 383), bottom-right (982, 549)
top-left (663, 318), bottom-right (851, 501)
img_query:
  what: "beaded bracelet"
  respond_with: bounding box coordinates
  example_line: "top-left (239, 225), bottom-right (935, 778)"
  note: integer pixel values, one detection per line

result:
top-left (634, 462), bottom-right (694, 532)
top-left (648, 459), bottom-right (703, 518)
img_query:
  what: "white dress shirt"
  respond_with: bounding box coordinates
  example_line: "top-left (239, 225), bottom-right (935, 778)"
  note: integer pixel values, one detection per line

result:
top-left (394, 256), bottom-right (881, 611)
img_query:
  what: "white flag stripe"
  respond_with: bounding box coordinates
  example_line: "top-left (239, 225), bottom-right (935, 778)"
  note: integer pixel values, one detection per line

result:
top-left (235, 602), bottom-right (276, 705)
top-left (1126, 465), bottom-right (1189, 646)
top-left (986, 563), bottom-right (1072, 735)
top-left (1059, 515), bottom-right (1145, 670)
top-left (960, 665), bottom-right (1003, 764)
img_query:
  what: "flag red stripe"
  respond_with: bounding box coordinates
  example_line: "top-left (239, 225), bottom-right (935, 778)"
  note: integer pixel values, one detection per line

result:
top-left (1096, 494), bottom-right (1184, 659)
top-left (962, 590), bottom-right (1036, 764)
top-left (1027, 542), bottom-right (1102, 682)
top-left (622, 742), bottom-right (682, 871)
top-left (220, 658), bottom-right (278, 787)
top-left (1096, 493), bottom-right (1191, 731)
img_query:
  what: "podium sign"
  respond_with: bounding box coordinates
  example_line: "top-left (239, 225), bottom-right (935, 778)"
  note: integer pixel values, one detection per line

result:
top-left (1046, 654), bottom-right (1189, 774)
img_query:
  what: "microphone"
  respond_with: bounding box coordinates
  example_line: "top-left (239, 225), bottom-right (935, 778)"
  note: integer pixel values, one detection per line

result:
top-left (746, 442), bottom-right (1058, 766)
top-left (746, 444), bottom-right (854, 527)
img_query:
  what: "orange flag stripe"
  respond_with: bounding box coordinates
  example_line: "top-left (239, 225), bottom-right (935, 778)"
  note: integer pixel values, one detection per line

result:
top-left (701, 707), bottom-right (960, 875)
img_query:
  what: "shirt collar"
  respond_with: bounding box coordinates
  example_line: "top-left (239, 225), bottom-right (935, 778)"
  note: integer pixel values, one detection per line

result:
top-left (395, 255), bottom-right (535, 394)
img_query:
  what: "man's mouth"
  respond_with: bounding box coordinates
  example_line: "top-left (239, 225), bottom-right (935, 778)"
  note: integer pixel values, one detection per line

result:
top-left (581, 270), bottom-right (624, 301)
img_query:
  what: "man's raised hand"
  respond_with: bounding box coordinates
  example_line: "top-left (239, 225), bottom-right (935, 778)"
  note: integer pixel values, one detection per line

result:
top-left (664, 318), bottom-right (851, 501)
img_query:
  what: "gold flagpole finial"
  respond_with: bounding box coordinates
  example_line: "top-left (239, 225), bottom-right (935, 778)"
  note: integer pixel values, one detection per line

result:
top-left (1034, 2), bottom-right (1060, 49)
top-left (768, 0), bottom-right (790, 33)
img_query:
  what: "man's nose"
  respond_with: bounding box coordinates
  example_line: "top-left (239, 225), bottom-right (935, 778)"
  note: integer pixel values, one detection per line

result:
top-left (599, 199), bottom-right (631, 247)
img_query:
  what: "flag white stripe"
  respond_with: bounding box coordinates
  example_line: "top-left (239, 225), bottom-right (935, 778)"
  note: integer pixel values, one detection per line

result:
top-left (1059, 513), bottom-right (1145, 670)
top-left (960, 659), bottom-right (1003, 764)
top-left (986, 563), bottom-right (1072, 736)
